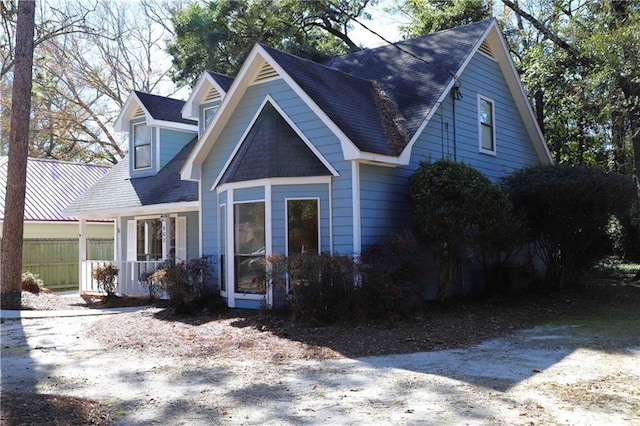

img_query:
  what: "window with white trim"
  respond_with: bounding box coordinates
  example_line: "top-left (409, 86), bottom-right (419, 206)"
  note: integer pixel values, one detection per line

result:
top-left (234, 201), bottom-right (265, 294)
top-left (133, 122), bottom-right (151, 169)
top-left (287, 199), bottom-right (319, 255)
top-left (478, 95), bottom-right (496, 154)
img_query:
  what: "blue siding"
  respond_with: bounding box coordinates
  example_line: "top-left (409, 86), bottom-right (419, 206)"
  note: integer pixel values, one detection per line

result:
top-left (201, 79), bottom-right (355, 259)
top-left (182, 211), bottom-right (200, 260)
top-left (359, 164), bottom-right (411, 248)
top-left (409, 52), bottom-right (540, 182)
top-left (159, 129), bottom-right (196, 169)
top-left (358, 51), bottom-right (544, 248)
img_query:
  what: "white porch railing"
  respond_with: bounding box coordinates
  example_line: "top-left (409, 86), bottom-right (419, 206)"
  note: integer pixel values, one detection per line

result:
top-left (80, 260), bottom-right (164, 296)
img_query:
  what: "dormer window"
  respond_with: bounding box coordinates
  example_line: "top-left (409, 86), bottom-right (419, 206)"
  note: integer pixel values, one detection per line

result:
top-left (133, 122), bottom-right (151, 169)
top-left (203, 106), bottom-right (217, 127)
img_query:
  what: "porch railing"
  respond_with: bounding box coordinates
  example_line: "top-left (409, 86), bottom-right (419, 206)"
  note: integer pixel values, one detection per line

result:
top-left (80, 260), bottom-right (164, 296)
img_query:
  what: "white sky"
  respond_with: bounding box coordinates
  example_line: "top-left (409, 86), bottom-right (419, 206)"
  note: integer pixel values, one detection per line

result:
top-left (349, 1), bottom-right (408, 47)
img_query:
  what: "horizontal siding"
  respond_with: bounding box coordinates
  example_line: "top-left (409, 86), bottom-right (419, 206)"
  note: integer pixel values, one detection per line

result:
top-left (159, 129), bottom-right (196, 169)
top-left (410, 51), bottom-right (541, 182)
top-left (360, 164), bottom-right (412, 247)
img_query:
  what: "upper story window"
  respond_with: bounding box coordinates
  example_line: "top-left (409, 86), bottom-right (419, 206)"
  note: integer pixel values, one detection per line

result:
top-left (478, 95), bottom-right (496, 155)
top-left (133, 122), bottom-right (151, 169)
top-left (203, 106), bottom-right (217, 127)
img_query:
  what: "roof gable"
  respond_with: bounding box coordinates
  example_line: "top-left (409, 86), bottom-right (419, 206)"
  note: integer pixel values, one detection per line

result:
top-left (218, 102), bottom-right (332, 186)
top-left (0, 158), bottom-right (110, 222)
top-left (115, 91), bottom-right (197, 132)
top-left (182, 19), bottom-right (551, 179)
top-left (182, 71), bottom-right (235, 120)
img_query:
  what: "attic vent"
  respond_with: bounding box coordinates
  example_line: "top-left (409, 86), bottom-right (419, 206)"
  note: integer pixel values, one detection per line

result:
top-left (479, 40), bottom-right (494, 58)
top-left (204, 86), bottom-right (221, 102)
top-left (254, 62), bottom-right (279, 83)
top-left (133, 106), bottom-right (145, 118)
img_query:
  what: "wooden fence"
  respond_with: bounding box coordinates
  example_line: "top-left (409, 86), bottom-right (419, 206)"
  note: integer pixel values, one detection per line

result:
top-left (22, 239), bottom-right (113, 292)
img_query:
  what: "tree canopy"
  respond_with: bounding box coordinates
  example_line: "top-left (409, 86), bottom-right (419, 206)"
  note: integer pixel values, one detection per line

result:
top-left (166, 0), bottom-right (373, 86)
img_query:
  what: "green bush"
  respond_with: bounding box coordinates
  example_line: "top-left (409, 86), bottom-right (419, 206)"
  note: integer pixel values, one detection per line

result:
top-left (92, 263), bottom-right (119, 299)
top-left (408, 159), bottom-right (522, 299)
top-left (501, 164), bottom-right (636, 287)
top-left (21, 271), bottom-right (44, 294)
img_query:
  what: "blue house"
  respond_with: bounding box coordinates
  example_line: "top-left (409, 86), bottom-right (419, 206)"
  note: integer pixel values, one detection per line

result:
top-left (69, 19), bottom-right (551, 306)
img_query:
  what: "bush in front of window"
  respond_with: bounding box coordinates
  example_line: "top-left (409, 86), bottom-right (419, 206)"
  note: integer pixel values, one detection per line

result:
top-left (151, 255), bottom-right (221, 314)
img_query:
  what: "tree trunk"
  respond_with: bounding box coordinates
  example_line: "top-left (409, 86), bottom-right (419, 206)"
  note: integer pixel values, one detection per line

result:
top-left (1, 0), bottom-right (36, 310)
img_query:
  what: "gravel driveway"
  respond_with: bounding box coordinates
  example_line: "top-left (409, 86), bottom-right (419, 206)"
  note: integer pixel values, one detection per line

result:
top-left (2, 310), bottom-right (639, 425)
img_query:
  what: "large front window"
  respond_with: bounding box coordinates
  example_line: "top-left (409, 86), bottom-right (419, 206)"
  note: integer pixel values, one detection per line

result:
top-left (234, 202), bottom-right (265, 294)
top-left (133, 123), bottom-right (151, 169)
top-left (287, 199), bottom-right (319, 255)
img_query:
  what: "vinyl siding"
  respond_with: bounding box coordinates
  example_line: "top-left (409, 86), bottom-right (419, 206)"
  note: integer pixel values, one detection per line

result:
top-left (409, 51), bottom-right (541, 181)
top-left (359, 164), bottom-right (411, 248)
top-left (159, 129), bottom-right (197, 170)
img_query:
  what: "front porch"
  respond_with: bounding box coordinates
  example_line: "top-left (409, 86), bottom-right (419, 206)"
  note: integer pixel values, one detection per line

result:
top-left (80, 260), bottom-right (163, 296)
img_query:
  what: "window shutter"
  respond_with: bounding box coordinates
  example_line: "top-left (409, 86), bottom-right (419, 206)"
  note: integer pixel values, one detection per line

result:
top-left (176, 216), bottom-right (187, 261)
top-left (127, 220), bottom-right (137, 261)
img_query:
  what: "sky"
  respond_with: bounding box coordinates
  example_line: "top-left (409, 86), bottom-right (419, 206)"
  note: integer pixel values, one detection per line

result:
top-left (349, 1), bottom-right (408, 47)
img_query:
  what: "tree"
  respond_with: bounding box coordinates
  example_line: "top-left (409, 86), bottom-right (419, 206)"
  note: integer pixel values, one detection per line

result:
top-left (500, 0), bottom-right (640, 185)
top-left (1, 0), bottom-right (180, 164)
top-left (395, 0), bottom-right (490, 37)
top-left (1, 0), bottom-right (35, 310)
top-left (166, 0), bottom-right (372, 86)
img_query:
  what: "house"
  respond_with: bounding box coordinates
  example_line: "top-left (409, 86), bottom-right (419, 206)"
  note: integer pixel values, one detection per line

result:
top-left (0, 157), bottom-right (112, 291)
top-left (68, 19), bottom-right (552, 306)
top-left (64, 91), bottom-right (202, 294)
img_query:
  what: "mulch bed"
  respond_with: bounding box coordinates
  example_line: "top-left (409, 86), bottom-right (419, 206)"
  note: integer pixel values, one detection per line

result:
top-left (3, 272), bottom-right (639, 424)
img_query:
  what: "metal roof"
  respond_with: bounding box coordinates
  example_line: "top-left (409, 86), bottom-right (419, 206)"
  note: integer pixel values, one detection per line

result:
top-left (0, 157), bottom-right (111, 222)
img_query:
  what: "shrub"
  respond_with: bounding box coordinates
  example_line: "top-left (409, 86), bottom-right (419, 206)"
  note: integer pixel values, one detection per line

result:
top-left (21, 272), bottom-right (44, 294)
top-left (92, 263), bottom-right (119, 299)
top-left (263, 253), bottom-right (358, 324)
top-left (408, 159), bottom-right (522, 299)
top-left (501, 164), bottom-right (636, 287)
top-left (358, 230), bottom-right (426, 316)
top-left (151, 255), bottom-right (217, 314)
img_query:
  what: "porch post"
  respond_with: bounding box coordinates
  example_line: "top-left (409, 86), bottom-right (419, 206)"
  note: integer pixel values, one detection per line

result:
top-left (78, 218), bottom-right (87, 293)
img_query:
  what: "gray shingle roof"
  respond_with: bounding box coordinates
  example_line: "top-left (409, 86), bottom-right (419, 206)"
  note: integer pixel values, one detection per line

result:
top-left (324, 20), bottom-right (491, 141)
top-left (65, 139), bottom-right (198, 216)
top-left (0, 157), bottom-right (110, 222)
top-left (262, 19), bottom-right (492, 156)
top-left (134, 91), bottom-right (197, 126)
top-left (206, 71), bottom-right (234, 93)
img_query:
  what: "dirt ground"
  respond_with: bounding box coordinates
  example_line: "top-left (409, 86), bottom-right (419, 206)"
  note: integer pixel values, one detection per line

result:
top-left (1, 275), bottom-right (640, 425)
